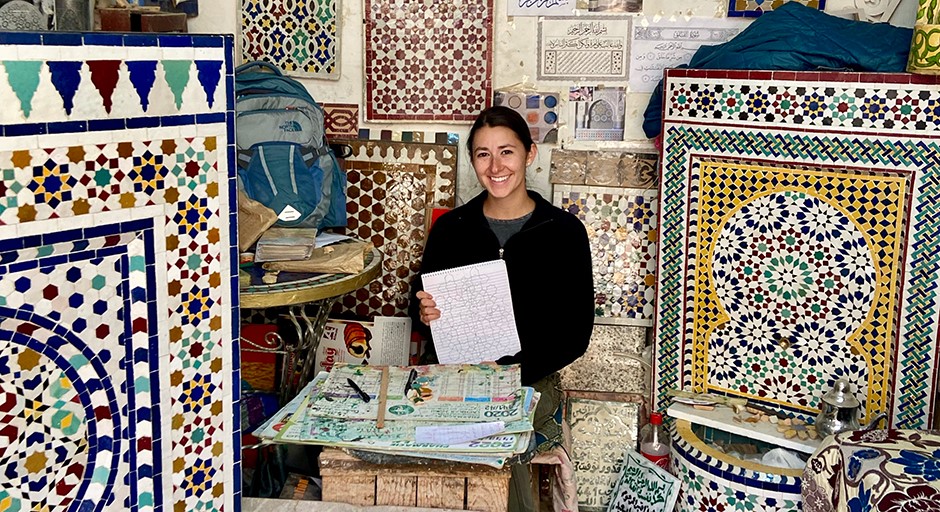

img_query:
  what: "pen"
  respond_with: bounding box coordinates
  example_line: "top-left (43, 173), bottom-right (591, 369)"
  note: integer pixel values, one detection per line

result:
top-left (346, 378), bottom-right (371, 403)
top-left (403, 368), bottom-right (418, 394)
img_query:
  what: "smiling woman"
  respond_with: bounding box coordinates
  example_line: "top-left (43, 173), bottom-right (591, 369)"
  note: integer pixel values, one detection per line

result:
top-left (410, 105), bottom-right (595, 512)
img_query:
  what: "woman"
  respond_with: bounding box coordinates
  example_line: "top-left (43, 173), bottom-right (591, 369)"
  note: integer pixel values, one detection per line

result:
top-left (412, 105), bottom-right (594, 511)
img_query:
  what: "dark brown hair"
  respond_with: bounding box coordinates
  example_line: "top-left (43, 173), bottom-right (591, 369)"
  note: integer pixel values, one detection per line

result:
top-left (467, 106), bottom-right (535, 157)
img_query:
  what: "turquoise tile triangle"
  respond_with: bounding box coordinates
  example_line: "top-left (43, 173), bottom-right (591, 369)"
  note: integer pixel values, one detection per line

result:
top-left (2, 61), bottom-right (42, 119)
top-left (162, 60), bottom-right (192, 110)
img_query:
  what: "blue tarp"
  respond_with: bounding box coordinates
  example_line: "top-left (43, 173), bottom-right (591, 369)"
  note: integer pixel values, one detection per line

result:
top-left (642, 2), bottom-right (914, 138)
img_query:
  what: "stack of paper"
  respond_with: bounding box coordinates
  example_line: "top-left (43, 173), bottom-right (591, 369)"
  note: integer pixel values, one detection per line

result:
top-left (254, 227), bottom-right (318, 262)
top-left (254, 363), bottom-right (537, 468)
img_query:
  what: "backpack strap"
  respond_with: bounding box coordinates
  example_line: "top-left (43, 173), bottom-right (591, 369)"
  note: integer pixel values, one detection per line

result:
top-left (236, 149), bottom-right (253, 170)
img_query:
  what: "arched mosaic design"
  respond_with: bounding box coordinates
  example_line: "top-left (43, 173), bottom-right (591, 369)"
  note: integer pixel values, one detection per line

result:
top-left (654, 69), bottom-right (940, 431)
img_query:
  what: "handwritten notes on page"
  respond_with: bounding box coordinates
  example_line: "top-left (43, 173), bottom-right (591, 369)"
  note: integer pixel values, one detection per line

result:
top-left (422, 259), bottom-right (521, 364)
top-left (629, 17), bottom-right (746, 93)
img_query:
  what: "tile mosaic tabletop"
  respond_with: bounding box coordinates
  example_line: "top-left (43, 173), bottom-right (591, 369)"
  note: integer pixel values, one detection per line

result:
top-left (0, 32), bottom-right (239, 512)
top-left (654, 69), bottom-right (940, 431)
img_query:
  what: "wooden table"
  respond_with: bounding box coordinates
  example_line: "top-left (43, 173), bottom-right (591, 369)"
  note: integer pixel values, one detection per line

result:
top-left (318, 448), bottom-right (511, 512)
top-left (240, 246), bottom-right (382, 401)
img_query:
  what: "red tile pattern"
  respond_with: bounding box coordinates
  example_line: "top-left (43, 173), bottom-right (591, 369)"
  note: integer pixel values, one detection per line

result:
top-left (364, 0), bottom-right (494, 121)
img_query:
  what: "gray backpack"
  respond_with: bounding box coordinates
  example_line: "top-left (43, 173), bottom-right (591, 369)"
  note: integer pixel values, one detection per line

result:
top-left (235, 61), bottom-right (347, 229)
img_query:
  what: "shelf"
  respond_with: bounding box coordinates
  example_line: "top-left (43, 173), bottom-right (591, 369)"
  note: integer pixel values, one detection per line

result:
top-left (667, 403), bottom-right (822, 455)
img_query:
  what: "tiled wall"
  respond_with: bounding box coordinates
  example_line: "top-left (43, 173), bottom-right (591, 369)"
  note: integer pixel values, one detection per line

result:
top-left (0, 32), bottom-right (239, 512)
top-left (655, 69), bottom-right (940, 430)
top-left (655, 68), bottom-right (940, 509)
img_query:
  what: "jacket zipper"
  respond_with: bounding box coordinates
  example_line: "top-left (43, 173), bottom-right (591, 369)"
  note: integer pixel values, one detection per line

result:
top-left (498, 218), bottom-right (553, 260)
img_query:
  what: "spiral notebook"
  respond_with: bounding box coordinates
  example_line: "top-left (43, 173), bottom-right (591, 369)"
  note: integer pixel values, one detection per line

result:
top-left (421, 259), bottom-right (521, 364)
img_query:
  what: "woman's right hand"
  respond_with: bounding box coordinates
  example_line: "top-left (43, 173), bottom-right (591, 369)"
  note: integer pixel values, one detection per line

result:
top-left (416, 290), bottom-right (441, 326)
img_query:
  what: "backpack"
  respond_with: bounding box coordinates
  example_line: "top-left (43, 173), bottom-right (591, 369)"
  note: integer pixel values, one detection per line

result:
top-left (234, 61), bottom-right (347, 229)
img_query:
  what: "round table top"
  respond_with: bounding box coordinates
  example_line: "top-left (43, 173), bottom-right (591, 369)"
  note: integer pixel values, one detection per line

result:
top-left (239, 247), bottom-right (383, 309)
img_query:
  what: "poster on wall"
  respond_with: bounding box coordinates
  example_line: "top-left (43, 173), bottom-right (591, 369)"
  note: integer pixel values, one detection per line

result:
top-left (569, 86), bottom-right (625, 142)
top-left (494, 90), bottom-right (560, 143)
top-left (538, 16), bottom-right (631, 81)
top-left (507, 0), bottom-right (575, 17)
top-left (606, 449), bottom-right (680, 512)
top-left (629, 17), bottom-right (746, 93)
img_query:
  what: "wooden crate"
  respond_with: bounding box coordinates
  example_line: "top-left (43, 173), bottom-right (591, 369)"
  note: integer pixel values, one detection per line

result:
top-left (319, 449), bottom-right (511, 511)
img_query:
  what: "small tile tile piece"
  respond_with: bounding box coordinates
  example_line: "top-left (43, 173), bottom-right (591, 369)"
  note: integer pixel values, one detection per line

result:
top-left (554, 185), bottom-right (659, 325)
top-left (321, 103), bottom-right (359, 139)
top-left (241, 0), bottom-right (339, 78)
top-left (560, 324), bottom-right (649, 393)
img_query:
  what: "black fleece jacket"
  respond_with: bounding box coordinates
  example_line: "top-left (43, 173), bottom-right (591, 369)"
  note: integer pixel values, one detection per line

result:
top-left (412, 190), bottom-right (594, 385)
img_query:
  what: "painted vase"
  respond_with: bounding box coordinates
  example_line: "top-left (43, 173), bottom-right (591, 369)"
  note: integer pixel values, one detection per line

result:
top-left (908, 0), bottom-right (940, 74)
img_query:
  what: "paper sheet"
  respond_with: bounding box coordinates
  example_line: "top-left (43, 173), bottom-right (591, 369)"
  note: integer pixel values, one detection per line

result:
top-left (629, 17), bottom-right (745, 93)
top-left (422, 260), bottom-right (521, 364)
top-left (415, 421), bottom-right (506, 445)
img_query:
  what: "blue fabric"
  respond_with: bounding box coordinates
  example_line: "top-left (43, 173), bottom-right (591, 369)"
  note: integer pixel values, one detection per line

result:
top-left (642, 2), bottom-right (914, 138)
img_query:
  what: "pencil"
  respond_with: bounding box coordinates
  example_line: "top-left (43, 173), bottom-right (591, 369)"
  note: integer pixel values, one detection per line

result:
top-left (376, 366), bottom-right (389, 429)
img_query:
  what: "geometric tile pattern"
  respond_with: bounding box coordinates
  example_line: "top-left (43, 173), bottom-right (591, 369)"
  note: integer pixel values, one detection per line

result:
top-left (698, 163), bottom-right (908, 419)
top-left (671, 420), bottom-right (804, 510)
top-left (654, 69), bottom-right (940, 434)
top-left (0, 33), bottom-right (238, 512)
top-left (727, 0), bottom-right (825, 17)
top-left (363, 0), bottom-right (493, 121)
top-left (241, 0), bottom-right (339, 78)
top-left (554, 185), bottom-right (658, 325)
top-left (330, 140), bottom-right (457, 318)
top-left (321, 103), bottom-right (359, 139)
top-left (0, 37), bottom-right (226, 127)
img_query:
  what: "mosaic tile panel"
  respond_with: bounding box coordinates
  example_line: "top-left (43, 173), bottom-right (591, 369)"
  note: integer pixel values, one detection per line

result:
top-left (727, 0), bottom-right (824, 17)
top-left (559, 324), bottom-right (648, 393)
top-left (565, 392), bottom-right (644, 512)
top-left (329, 140), bottom-right (457, 318)
top-left (355, 129), bottom-right (460, 145)
top-left (550, 149), bottom-right (658, 188)
top-left (364, 0), bottom-right (493, 121)
top-left (321, 103), bottom-right (359, 139)
top-left (241, 0), bottom-right (339, 78)
top-left (554, 185), bottom-right (658, 325)
top-left (654, 69), bottom-right (940, 431)
top-left (0, 33), bottom-right (238, 512)
top-left (671, 420), bottom-right (803, 511)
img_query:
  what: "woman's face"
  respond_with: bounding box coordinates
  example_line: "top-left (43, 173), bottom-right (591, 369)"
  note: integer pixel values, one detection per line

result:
top-left (470, 125), bottom-right (535, 201)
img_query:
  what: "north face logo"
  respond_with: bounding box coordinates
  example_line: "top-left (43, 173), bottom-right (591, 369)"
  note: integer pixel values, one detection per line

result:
top-left (279, 120), bottom-right (303, 132)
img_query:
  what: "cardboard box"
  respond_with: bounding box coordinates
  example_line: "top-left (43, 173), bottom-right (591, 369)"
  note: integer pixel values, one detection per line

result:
top-left (314, 317), bottom-right (411, 373)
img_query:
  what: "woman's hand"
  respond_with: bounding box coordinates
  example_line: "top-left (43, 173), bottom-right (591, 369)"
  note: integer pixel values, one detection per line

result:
top-left (416, 290), bottom-right (441, 326)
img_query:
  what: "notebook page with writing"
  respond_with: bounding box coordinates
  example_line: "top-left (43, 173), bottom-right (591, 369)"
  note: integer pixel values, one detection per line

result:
top-left (421, 259), bottom-right (521, 364)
